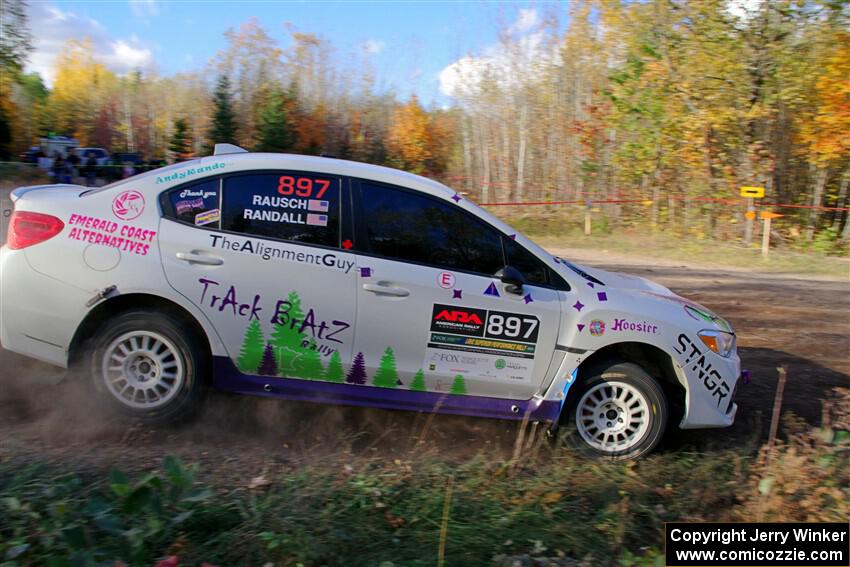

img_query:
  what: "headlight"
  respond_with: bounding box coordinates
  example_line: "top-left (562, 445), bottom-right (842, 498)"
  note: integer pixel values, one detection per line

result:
top-left (685, 305), bottom-right (733, 332)
top-left (698, 330), bottom-right (736, 357)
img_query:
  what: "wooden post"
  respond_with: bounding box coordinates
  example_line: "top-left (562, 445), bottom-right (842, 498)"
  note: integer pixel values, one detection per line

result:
top-left (744, 197), bottom-right (754, 245)
top-left (761, 216), bottom-right (772, 258)
top-left (766, 365), bottom-right (788, 460)
top-left (584, 200), bottom-right (592, 236)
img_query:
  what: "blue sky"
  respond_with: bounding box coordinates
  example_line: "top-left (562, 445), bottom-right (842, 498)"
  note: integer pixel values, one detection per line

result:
top-left (27, 0), bottom-right (562, 105)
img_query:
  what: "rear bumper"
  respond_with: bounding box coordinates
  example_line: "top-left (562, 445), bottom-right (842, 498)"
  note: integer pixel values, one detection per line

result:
top-left (0, 246), bottom-right (86, 367)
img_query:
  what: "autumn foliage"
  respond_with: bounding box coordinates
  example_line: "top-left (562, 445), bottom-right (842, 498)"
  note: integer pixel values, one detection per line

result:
top-left (1, 2), bottom-right (848, 243)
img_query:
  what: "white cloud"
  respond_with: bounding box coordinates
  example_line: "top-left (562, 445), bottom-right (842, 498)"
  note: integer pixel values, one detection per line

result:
top-left (129, 0), bottom-right (159, 19)
top-left (360, 39), bottom-right (386, 55)
top-left (103, 40), bottom-right (153, 70)
top-left (438, 8), bottom-right (553, 100)
top-left (25, 2), bottom-right (154, 86)
top-left (727, 0), bottom-right (762, 20)
top-left (438, 31), bottom-right (551, 99)
top-left (508, 8), bottom-right (539, 35)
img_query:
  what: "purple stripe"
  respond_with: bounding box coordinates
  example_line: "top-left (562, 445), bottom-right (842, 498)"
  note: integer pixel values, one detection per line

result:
top-left (212, 357), bottom-right (561, 422)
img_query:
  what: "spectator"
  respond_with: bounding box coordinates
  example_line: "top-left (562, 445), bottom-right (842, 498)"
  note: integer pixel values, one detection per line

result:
top-left (84, 152), bottom-right (98, 187)
top-left (51, 153), bottom-right (71, 183)
top-left (67, 149), bottom-right (81, 180)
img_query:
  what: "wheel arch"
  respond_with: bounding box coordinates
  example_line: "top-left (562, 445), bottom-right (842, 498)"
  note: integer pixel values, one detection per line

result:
top-left (570, 341), bottom-right (685, 425)
top-left (68, 293), bottom-right (213, 368)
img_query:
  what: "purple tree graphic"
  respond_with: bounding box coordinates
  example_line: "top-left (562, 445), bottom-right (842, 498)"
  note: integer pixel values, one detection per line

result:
top-left (346, 352), bottom-right (368, 385)
top-left (257, 343), bottom-right (278, 376)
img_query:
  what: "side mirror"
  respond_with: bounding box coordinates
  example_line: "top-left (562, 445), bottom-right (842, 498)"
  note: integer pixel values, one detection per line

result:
top-left (495, 265), bottom-right (525, 295)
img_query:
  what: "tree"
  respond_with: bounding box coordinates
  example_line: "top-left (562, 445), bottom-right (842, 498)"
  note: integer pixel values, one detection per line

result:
top-left (299, 339), bottom-right (324, 380)
top-left (0, 0), bottom-right (31, 75)
top-left (386, 95), bottom-right (431, 173)
top-left (0, 0), bottom-right (31, 159)
top-left (409, 369), bottom-right (426, 392)
top-left (346, 352), bottom-right (367, 385)
top-left (237, 319), bottom-right (265, 373)
top-left (270, 291), bottom-right (307, 377)
top-left (324, 350), bottom-right (344, 383)
top-left (168, 118), bottom-right (193, 161)
top-left (449, 375), bottom-right (466, 395)
top-left (48, 39), bottom-right (118, 145)
top-left (372, 347), bottom-right (399, 388)
top-left (207, 74), bottom-right (237, 151)
top-left (798, 29), bottom-right (850, 239)
top-left (255, 87), bottom-right (294, 152)
top-left (257, 343), bottom-right (278, 376)
top-left (215, 18), bottom-right (284, 146)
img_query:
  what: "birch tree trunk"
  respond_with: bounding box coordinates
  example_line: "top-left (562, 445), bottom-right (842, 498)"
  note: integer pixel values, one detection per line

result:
top-left (806, 167), bottom-right (828, 240)
top-left (461, 116), bottom-right (474, 195)
top-left (831, 168), bottom-right (848, 231)
top-left (516, 102), bottom-right (528, 202)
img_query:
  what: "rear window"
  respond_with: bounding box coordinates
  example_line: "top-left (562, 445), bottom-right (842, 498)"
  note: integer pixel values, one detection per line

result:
top-left (163, 178), bottom-right (221, 228)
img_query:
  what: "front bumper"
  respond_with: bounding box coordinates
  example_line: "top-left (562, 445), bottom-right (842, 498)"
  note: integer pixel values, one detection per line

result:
top-left (677, 348), bottom-right (741, 429)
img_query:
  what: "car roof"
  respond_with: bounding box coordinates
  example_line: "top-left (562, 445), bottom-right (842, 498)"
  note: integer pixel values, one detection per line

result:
top-left (83, 150), bottom-right (560, 267)
top-left (96, 152), bottom-right (457, 201)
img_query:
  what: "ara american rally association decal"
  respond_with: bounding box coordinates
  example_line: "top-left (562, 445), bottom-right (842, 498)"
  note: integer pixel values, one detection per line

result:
top-left (424, 304), bottom-right (539, 383)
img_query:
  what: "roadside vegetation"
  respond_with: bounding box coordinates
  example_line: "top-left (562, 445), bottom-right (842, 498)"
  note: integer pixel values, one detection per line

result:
top-left (2, 390), bottom-right (847, 566)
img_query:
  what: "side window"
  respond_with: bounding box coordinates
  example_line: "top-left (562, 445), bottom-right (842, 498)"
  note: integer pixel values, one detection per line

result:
top-left (360, 181), bottom-right (503, 276)
top-left (164, 178), bottom-right (221, 228)
top-left (504, 238), bottom-right (548, 285)
top-left (222, 172), bottom-right (340, 247)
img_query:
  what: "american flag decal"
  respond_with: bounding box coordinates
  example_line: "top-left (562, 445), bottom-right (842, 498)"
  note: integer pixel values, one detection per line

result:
top-left (308, 199), bottom-right (330, 212)
top-left (306, 213), bottom-right (328, 227)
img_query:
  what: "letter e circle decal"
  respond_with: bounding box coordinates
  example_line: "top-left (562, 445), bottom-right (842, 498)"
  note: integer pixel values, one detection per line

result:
top-left (437, 272), bottom-right (455, 289)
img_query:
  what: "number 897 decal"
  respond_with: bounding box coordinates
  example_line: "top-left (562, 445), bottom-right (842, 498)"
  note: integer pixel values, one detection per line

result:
top-left (425, 304), bottom-right (539, 383)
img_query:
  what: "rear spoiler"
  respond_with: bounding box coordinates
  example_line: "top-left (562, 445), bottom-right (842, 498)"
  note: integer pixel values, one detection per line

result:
top-left (10, 184), bottom-right (82, 203)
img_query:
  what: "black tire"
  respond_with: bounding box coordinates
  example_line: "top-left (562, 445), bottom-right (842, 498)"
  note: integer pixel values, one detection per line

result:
top-left (87, 309), bottom-right (208, 424)
top-left (560, 361), bottom-right (667, 460)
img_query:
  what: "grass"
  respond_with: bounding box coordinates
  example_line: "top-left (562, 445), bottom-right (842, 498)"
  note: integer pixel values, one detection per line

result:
top-left (494, 210), bottom-right (849, 279)
top-left (1, 410), bottom-right (847, 566)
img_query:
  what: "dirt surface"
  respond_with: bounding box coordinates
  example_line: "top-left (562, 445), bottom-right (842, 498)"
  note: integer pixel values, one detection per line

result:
top-left (1, 245), bottom-right (847, 485)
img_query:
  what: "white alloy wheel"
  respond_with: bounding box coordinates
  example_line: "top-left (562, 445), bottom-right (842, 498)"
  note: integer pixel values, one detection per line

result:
top-left (101, 330), bottom-right (185, 410)
top-left (575, 380), bottom-right (651, 454)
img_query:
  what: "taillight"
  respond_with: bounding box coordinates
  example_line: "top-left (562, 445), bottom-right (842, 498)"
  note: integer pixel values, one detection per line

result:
top-left (7, 211), bottom-right (65, 250)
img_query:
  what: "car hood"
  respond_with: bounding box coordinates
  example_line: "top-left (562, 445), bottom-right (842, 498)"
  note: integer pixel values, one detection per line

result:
top-left (556, 259), bottom-right (732, 331)
top-left (558, 260), bottom-right (671, 294)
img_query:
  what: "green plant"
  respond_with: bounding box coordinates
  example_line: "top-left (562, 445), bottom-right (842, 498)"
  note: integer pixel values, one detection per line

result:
top-left (0, 457), bottom-right (219, 566)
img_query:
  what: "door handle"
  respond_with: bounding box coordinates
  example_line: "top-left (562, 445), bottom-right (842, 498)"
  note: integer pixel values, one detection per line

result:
top-left (176, 251), bottom-right (224, 266)
top-left (362, 282), bottom-right (410, 297)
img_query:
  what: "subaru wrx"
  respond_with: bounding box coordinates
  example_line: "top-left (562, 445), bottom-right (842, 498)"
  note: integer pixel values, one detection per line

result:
top-left (0, 145), bottom-right (741, 459)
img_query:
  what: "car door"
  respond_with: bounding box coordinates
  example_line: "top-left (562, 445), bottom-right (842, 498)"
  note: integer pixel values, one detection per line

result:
top-left (158, 171), bottom-right (357, 381)
top-left (349, 179), bottom-right (563, 401)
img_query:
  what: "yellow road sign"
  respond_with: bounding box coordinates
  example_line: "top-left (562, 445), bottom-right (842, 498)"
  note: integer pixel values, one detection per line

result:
top-left (740, 186), bottom-right (765, 198)
top-left (760, 211), bottom-right (783, 220)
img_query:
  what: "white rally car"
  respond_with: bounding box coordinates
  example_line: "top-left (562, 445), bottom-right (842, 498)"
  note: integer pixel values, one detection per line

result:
top-left (0, 145), bottom-right (741, 459)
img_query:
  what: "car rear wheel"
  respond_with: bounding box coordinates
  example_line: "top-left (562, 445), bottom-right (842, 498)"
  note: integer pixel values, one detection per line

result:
top-left (88, 310), bottom-right (207, 423)
top-left (562, 361), bottom-right (667, 460)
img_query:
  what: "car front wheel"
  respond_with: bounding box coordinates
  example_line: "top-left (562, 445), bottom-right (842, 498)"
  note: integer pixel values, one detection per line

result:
top-left (88, 310), bottom-right (207, 423)
top-left (562, 361), bottom-right (667, 460)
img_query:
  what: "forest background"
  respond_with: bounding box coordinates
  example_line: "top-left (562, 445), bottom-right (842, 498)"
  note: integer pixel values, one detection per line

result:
top-left (1, 0), bottom-right (848, 253)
